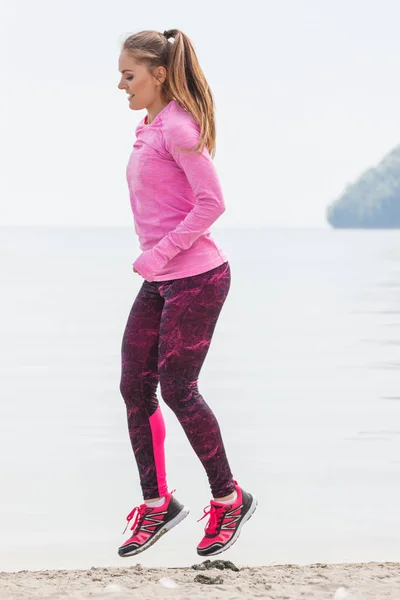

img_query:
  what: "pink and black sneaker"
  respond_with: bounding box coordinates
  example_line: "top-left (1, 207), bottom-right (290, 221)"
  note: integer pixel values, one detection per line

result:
top-left (118, 492), bottom-right (189, 557)
top-left (197, 482), bottom-right (257, 556)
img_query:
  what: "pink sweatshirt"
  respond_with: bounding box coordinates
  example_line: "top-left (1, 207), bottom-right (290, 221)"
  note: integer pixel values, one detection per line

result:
top-left (126, 99), bottom-right (227, 282)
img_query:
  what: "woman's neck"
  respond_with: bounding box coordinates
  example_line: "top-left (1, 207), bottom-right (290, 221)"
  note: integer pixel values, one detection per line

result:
top-left (146, 98), bottom-right (170, 125)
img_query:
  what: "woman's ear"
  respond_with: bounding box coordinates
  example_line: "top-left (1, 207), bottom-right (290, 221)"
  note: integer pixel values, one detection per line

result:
top-left (155, 66), bottom-right (167, 86)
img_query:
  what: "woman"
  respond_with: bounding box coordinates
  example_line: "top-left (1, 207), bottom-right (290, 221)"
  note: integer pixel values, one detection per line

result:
top-left (117, 28), bottom-right (257, 558)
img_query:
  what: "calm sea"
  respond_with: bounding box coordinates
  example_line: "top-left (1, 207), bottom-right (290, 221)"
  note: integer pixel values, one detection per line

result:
top-left (0, 227), bottom-right (399, 572)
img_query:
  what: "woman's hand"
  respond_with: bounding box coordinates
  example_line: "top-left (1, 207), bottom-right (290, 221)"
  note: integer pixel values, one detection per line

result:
top-left (133, 252), bottom-right (158, 281)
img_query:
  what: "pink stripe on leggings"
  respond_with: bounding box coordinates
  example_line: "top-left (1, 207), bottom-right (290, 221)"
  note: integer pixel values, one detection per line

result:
top-left (149, 406), bottom-right (168, 496)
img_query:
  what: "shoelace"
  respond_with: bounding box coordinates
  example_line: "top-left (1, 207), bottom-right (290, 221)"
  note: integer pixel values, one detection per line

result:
top-left (198, 504), bottom-right (228, 535)
top-left (122, 490), bottom-right (176, 536)
top-left (122, 504), bottom-right (148, 535)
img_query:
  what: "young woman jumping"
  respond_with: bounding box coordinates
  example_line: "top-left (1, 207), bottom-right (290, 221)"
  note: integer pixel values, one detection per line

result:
top-left (117, 28), bottom-right (257, 558)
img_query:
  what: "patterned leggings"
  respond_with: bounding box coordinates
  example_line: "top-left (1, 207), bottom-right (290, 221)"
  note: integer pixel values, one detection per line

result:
top-left (120, 261), bottom-right (235, 500)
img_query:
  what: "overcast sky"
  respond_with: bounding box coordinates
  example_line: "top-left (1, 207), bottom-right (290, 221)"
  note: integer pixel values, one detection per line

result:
top-left (1, 0), bottom-right (399, 227)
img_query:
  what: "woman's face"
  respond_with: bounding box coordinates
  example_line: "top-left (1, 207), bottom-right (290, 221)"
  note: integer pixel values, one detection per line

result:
top-left (118, 50), bottom-right (165, 111)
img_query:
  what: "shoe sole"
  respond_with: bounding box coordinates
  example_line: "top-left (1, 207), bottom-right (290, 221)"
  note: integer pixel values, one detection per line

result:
top-left (197, 496), bottom-right (258, 557)
top-left (119, 506), bottom-right (190, 557)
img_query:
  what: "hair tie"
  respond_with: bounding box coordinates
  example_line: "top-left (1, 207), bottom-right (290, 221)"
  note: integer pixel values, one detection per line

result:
top-left (163, 30), bottom-right (170, 38)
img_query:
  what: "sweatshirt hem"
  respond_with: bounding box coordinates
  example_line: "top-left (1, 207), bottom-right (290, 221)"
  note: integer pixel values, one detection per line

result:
top-left (151, 254), bottom-right (228, 282)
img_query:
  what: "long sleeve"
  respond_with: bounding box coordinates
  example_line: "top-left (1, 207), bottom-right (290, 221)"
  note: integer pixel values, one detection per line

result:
top-left (133, 118), bottom-right (225, 281)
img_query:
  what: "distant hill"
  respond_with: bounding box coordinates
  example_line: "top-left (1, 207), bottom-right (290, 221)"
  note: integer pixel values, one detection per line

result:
top-left (327, 145), bottom-right (400, 228)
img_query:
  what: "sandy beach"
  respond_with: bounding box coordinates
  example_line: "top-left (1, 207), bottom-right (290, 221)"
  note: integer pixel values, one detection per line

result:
top-left (1, 562), bottom-right (399, 600)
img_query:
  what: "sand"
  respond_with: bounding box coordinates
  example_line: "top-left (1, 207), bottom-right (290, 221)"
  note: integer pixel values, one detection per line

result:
top-left (1, 562), bottom-right (399, 600)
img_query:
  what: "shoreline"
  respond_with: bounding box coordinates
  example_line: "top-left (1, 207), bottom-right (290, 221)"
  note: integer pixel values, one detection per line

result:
top-left (1, 562), bottom-right (399, 599)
